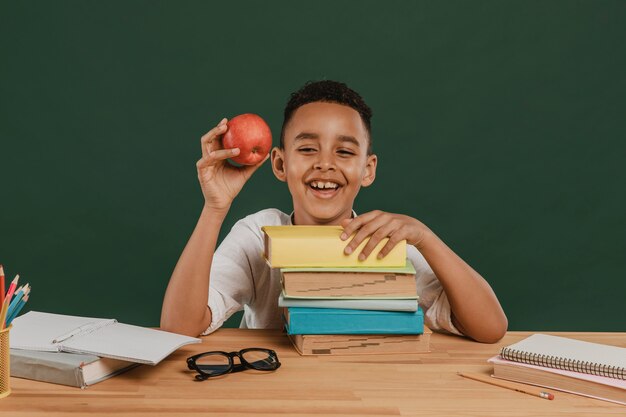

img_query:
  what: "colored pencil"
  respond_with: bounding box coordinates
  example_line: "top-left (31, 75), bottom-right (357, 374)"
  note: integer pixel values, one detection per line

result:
top-left (6, 294), bottom-right (29, 327)
top-left (0, 275), bottom-right (19, 329)
top-left (4, 274), bottom-right (19, 304)
top-left (458, 372), bottom-right (554, 400)
top-left (8, 284), bottom-right (29, 318)
top-left (0, 265), bottom-right (5, 302)
top-left (8, 285), bottom-right (24, 309)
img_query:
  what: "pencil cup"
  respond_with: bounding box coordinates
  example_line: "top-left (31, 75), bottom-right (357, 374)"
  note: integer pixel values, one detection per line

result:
top-left (0, 325), bottom-right (11, 399)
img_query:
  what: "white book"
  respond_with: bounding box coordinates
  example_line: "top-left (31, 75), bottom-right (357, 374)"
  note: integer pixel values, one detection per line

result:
top-left (10, 311), bottom-right (200, 365)
top-left (11, 349), bottom-right (139, 388)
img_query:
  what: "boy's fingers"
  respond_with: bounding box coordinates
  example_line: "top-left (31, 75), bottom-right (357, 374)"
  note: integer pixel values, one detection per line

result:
top-left (340, 211), bottom-right (376, 240)
top-left (359, 224), bottom-right (396, 260)
top-left (196, 157), bottom-right (211, 170)
top-left (340, 218), bottom-right (351, 229)
top-left (209, 148), bottom-right (240, 161)
top-left (340, 210), bottom-right (382, 241)
top-left (344, 214), bottom-right (387, 256)
top-left (200, 121), bottom-right (228, 157)
top-left (377, 233), bottom-right (403, 259)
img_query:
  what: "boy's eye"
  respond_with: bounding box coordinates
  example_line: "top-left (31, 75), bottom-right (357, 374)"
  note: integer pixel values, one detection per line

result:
top-left (298, 147), bottom-right (316, 152)
top-left (338, 149), bottom-right (355, 155)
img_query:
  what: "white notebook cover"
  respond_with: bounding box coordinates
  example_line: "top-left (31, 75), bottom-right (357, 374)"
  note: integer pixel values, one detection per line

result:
top-left (502, 334), bottom-right (626, 373)
top-left (10, 311), bottom-right (201, 365)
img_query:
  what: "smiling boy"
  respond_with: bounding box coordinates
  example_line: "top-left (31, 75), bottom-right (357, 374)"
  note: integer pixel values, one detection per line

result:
top-left (161, 80), bottom-right (508, 343)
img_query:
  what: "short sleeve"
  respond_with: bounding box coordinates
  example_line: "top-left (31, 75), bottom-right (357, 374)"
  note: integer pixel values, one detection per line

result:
top-left (407, 246), bottom-right (463, 336)
top-left (202, 287), bottom-right (241, 335)
top-left (201, 218), bottom-right (261, 335)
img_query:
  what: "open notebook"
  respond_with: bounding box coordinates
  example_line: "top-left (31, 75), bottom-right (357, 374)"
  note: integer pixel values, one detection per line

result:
top-left (10, 311), bottom-right (200, 365)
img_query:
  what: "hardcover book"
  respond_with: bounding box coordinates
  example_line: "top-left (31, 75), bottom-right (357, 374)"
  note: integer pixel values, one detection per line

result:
top-left (288, 326), bottom-right (431, 355)
top-left (11, 349), bottom-right (139, 388)
top-left (283, 306), bottom-right (424, 335)
top-left (280, 260), bottom-right (417, 298)
top-left (262, 225), bottom-right (406, 267)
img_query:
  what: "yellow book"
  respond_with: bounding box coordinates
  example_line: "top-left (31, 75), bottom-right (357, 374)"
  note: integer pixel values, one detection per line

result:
top-left (262, 225), bottom-right (406, 268)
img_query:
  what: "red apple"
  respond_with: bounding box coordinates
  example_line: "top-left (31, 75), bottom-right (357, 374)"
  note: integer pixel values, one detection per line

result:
top-left (222, 113), bottom-right (273, 165)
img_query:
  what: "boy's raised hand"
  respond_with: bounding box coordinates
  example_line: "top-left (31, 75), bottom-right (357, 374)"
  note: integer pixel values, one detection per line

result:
top-left (340, 211), bottom-right (432, 260)
top-left (196, 118), bottom-right (269, 213)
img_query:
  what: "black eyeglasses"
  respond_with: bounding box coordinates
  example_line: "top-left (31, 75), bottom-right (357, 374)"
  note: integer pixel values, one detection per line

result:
top-left (187, 348), bottom-right (281, 380)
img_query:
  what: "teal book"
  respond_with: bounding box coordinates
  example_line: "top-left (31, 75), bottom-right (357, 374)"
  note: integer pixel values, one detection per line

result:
top-left (283, 306), bottom-right (424, 335)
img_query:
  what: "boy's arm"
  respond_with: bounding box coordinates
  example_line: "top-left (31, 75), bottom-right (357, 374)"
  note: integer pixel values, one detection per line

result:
top-left (160, 118), bottom-right (268, 337)
top-left (160, 207), bottom-right (226, 337)
top-left (340, 211), bottom-right (507, 343)
top-left (416, 232), bottom-right (507, 343)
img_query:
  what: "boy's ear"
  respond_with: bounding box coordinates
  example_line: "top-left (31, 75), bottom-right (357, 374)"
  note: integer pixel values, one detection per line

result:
top-left (271, 147), bottom-right (287, 182)
top-left (361, 153), bottom-right (377, 187)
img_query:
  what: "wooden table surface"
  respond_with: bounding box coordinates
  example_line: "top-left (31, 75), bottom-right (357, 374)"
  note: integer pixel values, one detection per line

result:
top-left (2, 329), bottom-right (625, 416)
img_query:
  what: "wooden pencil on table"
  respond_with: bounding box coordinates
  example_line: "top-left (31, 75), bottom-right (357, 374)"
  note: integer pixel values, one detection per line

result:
top-left (458, 372), bottom-right (555, 400)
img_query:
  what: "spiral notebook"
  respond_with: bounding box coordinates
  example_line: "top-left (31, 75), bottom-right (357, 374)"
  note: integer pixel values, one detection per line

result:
top-left (500, 334), bottom-right (626, 380)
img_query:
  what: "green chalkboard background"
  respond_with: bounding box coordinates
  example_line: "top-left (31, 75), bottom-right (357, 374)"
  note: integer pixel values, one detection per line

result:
top-left (1, 1), bottom-right (624, 331)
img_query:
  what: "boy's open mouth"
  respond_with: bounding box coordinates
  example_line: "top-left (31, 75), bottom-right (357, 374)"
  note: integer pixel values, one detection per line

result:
top-left (307, 180), bottom-right (342, 199)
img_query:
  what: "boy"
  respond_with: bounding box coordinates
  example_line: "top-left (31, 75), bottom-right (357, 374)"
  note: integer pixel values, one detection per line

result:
top-left (161, 80), bottom-right (507, 343)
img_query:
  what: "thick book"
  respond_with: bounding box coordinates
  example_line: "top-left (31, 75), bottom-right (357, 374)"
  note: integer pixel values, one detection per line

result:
top-left (10, 311), bottom-right (200, 365)
top-left (500, 334), bottom-right (626, 380)
top-left (489, 355), bottom-right (626, 406)
top-left (280, 261), bottom-right (417, 298)
top-left (262, 225), bottom-right (406, 267)
top-left (288, 326), bottom-right (431, 355)
top-left (283, 306), bottom-right (424, 335)
top-left (10, 349), bottom-right (139, 388)
top-left (279, 293), bottom-right (419, 312)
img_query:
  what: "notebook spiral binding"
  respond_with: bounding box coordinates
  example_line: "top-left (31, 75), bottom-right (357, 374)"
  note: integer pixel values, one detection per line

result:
top-left (500, 347), bottom-right (626, 380)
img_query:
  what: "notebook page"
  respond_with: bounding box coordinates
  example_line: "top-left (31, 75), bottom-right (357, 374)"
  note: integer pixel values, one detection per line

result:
top-left (10, 311), bottom-right (114, 352)
top-left (59, 322), bottom-right (201, 365)
top-left (504, 334), bottom-right (626, 369)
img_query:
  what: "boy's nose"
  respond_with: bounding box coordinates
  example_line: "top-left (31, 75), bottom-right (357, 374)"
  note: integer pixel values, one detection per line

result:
top-left (313, 153), bottom-right (336, 171)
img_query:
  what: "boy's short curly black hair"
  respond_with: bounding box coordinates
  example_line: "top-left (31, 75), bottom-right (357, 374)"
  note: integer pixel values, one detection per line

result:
top-left (280, 80), bottom-right (373, 155)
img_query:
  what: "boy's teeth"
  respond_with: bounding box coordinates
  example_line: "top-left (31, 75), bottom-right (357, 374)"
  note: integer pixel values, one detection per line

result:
top-left (312, 181), bottom-right (338, 189)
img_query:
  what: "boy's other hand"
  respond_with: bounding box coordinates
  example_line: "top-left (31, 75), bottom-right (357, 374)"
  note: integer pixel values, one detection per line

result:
top-left (197, 118), bottom-right (269, 213)
top-left (340, 211), bottom-right (433, 260)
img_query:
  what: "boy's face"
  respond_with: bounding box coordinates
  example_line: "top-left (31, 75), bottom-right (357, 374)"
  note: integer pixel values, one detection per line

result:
top-left (271, 101), bottom-right (377, 226)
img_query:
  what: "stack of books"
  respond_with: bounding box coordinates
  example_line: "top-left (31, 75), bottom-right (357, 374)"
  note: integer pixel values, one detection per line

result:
top-left (489, 334), bottom-right (626, 405)
top-left (262, 225), bottom-right (431, 355)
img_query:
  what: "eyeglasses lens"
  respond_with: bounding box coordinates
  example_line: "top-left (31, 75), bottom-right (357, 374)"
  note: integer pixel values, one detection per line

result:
top-left (196, 353), bottom-right (230, 375)
top-left (241, 350), bottom-right (277, 370)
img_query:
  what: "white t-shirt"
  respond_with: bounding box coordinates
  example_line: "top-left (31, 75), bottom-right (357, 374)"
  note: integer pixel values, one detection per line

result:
top-left (204, 208), bottom-right (462, 336)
